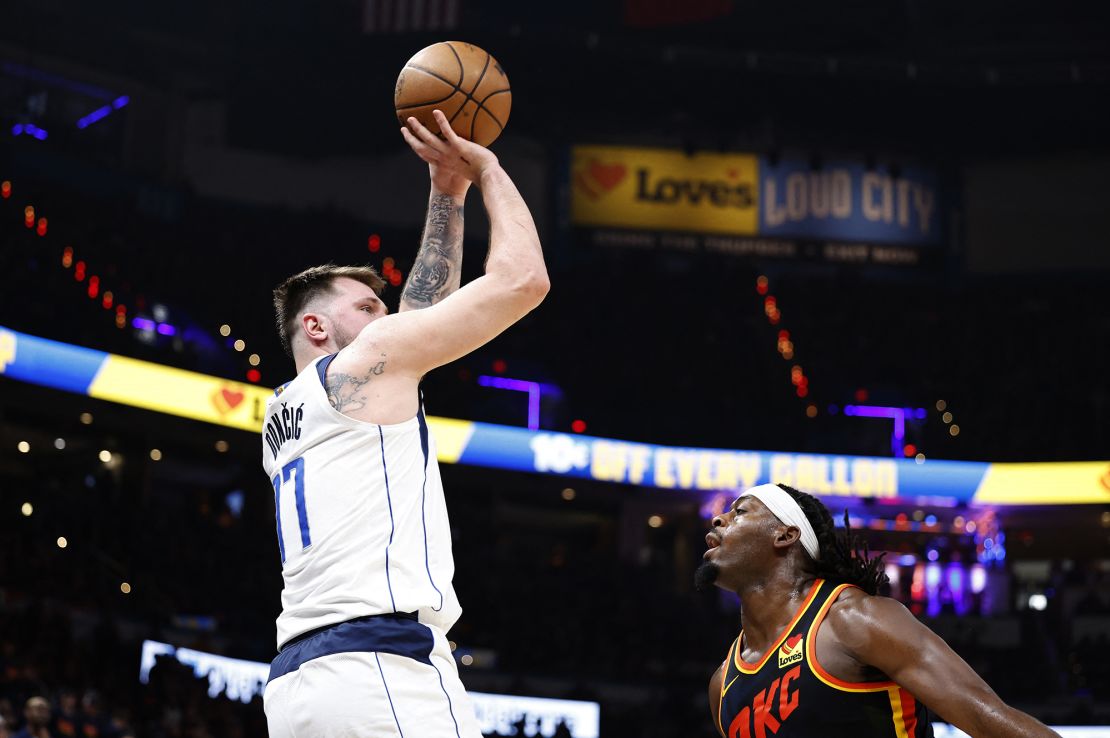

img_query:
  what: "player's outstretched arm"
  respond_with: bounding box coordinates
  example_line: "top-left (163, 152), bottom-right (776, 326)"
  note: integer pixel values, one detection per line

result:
top-left (357, 110), bottom-right (548, 376)
top-left (824, 593), bottom-right (1060, 738)
top-left (399, 163), bottom-right (469, 312)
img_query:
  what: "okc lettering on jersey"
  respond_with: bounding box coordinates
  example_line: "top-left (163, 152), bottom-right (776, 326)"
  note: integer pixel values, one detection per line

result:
top-left (264, 402), bottom-right (305, 460)
top-left (727, 665), bottom-right (802, 738)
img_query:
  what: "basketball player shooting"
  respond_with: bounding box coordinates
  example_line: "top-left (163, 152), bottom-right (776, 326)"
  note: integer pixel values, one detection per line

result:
top-left (261, 109), bottom-right (549, 738)
top-left (700, 483), bottom-right (1061, 738)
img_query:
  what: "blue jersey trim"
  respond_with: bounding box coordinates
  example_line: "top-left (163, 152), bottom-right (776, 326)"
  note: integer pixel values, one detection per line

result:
top-left (315, 353), bottom-right (338, 389)
top-left (375, 653), bottom-right (406, 737)
top-left (268, 615), bottom-right (433, 682)
top-left (379, 425), bottom-right (398, 612)
top-left (417, 398), bottom-right (445, 612)
top-left (432, 658), bottom-right (463, 738)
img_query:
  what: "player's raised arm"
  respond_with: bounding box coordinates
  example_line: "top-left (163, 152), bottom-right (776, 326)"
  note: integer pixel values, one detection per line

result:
top-left (360, 110), bottom-right (548, 377)
top-left (399, 161), bottom-right (469, 312)
top-left (825, 592), bottom-right (1061, 738)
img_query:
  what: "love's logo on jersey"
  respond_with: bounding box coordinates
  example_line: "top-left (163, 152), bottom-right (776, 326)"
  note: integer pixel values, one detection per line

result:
top-left (778, 634), bottom-right (804, 668)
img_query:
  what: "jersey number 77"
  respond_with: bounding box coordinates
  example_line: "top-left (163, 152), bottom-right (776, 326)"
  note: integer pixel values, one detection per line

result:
top-left (272, 457), bottom-right (310, 563)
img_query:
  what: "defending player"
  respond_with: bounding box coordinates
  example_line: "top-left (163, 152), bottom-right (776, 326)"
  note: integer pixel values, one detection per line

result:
top-left (700, 483), bottom-right (1061, 738)
top-left (261, 110), bottom-right (548, 738)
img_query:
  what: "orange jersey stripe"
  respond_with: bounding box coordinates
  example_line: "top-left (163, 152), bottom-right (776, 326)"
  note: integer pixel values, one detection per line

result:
top-left (885, 687), bottom-right (910, 738)
top-left (897, 687), bottom-right (919, 737)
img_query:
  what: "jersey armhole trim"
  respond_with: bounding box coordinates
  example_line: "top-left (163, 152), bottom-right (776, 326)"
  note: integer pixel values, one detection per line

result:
top-left (805, 583), bottom-right (899, 692)
top-left (717, 639), bottom-right (739, 737)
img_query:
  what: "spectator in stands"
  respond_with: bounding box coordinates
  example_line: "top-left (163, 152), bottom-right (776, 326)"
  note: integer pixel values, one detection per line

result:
top-left (0, 702), bottom-right (16, 737)
top-left (11, 697), bottom-right (54, 738)
top-left (76, 691), bottom-right (115, 738)
top-left (50, 691), bottom-right (79, 738)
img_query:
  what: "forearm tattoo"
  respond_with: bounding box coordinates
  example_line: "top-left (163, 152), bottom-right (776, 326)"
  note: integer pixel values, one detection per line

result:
top-left (325, 358), bottom-right (386, 412)
top-left (401, 194), bottom-right (464, 309)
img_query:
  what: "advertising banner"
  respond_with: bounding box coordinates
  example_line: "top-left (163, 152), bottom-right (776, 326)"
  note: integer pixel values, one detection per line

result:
top-left (569, 146), bottom-right (942, 259)
top-left (571, 145), bottom-right (759, 236)
top-left (759, 158), bottom-right (940, 245)
top-left (4, 327), bottom-right (1108, 506)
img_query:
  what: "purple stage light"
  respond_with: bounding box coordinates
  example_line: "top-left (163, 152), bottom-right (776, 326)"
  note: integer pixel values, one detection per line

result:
top-left (77, 106), bottom-right (112, 129)
top-left (132, 318), bottom-right (156, 331)
top-left (112, 96), bottom-right (130, 109)
top-left (156, 323), bottom-right (176, 336)
top-left (478, 375), bottom-right (541, 429)
top-left (842, 404), bottom-right (926, 457)
top-left (12, 123), bottom-right (48, 140)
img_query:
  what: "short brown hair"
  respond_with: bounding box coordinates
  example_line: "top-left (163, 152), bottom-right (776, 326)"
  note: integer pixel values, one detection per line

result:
top-left (273, 264), bottom-right (385, 357)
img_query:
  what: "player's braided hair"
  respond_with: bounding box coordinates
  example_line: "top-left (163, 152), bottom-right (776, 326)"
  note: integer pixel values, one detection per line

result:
top-left (777, 483), bottom-right (889, 595)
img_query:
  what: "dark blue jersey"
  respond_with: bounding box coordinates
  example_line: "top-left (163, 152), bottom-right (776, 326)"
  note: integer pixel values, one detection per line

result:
top-left (717, 579), bottom-right (933, 738)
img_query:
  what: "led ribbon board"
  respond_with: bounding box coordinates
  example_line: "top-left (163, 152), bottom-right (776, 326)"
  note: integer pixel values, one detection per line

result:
top-left (3, 327), bottom-right (1108, 505)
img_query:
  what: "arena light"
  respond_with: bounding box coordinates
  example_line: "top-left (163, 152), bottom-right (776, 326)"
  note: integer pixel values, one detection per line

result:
top-left (478, 375), bottom-right (542, 430)
top-left (77, 108), bottom-right (107, 128)
top-left (12, 123), bottom-right (49, 140)
top-left (843, 404), bottom-right (927, 458)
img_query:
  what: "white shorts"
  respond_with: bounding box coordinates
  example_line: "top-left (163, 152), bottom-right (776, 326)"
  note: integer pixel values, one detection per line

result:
top-left (263, 615), bottom-right (481, 738)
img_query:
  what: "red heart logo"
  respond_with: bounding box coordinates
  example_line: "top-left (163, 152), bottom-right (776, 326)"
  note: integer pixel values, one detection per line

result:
top-left (212, 386), bottom-right (245, 415)
top-left (589, 160), bottom-right (627, 191)
top-left (222, 388), bottom-right (245, 408)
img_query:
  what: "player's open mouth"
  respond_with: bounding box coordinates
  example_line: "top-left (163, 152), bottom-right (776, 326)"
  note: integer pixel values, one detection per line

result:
top-left (704, 532), bottom-right (721, 558)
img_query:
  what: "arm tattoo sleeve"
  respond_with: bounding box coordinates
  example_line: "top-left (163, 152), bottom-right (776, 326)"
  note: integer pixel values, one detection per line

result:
top-left (400, 194), bottom-right (465, 310)
top-left (325, 359), bottom-right (386, 412)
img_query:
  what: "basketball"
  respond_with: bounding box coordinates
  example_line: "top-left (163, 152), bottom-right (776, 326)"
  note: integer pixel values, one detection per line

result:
top-left (394, 41), bottom-right (511, 148)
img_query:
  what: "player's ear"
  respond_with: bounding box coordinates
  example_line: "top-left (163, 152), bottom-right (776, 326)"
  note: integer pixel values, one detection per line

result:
top-left (302, 312), bottom-right (328, 343)
top-left (773, 525), bottom-right (801, 550)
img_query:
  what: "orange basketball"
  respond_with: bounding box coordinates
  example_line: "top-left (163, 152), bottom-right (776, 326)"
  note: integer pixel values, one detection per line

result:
top-left (395, 42), bottom-right (511, 148)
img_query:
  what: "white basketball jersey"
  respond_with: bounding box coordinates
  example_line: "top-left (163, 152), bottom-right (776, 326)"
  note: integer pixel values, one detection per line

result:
top-left (261, 354), bottom-right (462, 650)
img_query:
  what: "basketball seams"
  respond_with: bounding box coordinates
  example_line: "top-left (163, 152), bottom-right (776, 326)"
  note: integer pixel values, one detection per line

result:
top-left (403, 63), bottom-right (459, 90)
top-left (474, 89), bottom-right (510, 130)
top-left (442, 42), bottom-right (466, 86)
top-left (395, 89), bottom-right (459, 112)
top-left (447, 51), bottom-right (490, 127)
top-left (395, 60), bottom-right (463, 117)
top-left (465, 52), bottom-right (493, 139)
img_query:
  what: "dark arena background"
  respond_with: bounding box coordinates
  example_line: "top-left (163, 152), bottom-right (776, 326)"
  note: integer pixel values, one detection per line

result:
top-left (2, 1), bottom-right (1110, 736)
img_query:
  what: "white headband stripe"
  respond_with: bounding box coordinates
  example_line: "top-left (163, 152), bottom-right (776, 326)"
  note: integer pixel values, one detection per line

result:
top-left (742, 484), bottom-right (821, 561)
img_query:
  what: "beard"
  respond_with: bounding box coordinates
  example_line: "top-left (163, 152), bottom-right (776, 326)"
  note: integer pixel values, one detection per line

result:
top-left (694, 561), bottom-right (720, 591)
top-left (331, 322), bottom-right (359, 352)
